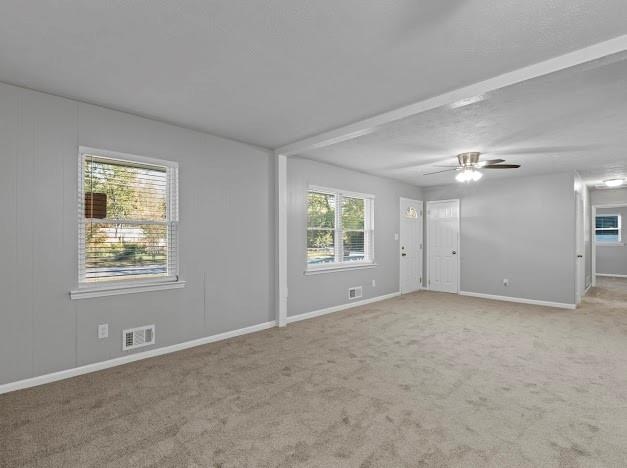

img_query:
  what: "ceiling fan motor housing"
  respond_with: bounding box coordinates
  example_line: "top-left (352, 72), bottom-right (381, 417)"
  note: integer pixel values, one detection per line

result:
top-left (458, 152), bottom-right (481, 167)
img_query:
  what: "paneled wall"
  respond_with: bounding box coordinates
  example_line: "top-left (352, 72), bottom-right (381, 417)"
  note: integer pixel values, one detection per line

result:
top-left (0, 83), bottom-right (274, 385)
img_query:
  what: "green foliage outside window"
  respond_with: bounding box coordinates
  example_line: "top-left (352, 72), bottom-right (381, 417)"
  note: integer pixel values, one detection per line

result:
top-left (307, 191), bottom-right (368, 265)
top-left (84, 157), bottom-right (168, 279)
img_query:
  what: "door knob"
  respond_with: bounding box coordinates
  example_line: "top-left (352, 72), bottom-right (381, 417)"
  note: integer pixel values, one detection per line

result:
top-left (402, 253), bottom-right (407, 257)
top-left (452, 250), bottom-right (457, 255)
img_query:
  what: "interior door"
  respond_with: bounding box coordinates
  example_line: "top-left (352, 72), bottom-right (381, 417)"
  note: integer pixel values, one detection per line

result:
top-left (575, 191), bottom-right (585, 304)
top-left (400, 198), bottom-right (423, 294)
top-left (428, 200), bottom-right (459, 293)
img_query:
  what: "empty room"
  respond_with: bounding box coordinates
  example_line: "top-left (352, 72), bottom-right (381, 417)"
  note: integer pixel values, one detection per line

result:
top-left (1, 2), bottom-right (626, 467)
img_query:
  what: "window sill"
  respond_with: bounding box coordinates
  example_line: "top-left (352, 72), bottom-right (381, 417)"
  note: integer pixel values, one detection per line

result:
top-left (597, 242), bottom-right (624, 247)
top-left (304, 263), bottom-right (377, 275)
top-left (70, 280), bottom-right (186, 300)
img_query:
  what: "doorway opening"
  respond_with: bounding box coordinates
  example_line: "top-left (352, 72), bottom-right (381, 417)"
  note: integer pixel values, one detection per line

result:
top-left (592, 203), bottom-right (627, 289)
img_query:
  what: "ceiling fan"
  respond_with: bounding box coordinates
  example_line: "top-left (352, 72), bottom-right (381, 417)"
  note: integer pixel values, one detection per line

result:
top-left (424, 152), bottom-right (520, 182)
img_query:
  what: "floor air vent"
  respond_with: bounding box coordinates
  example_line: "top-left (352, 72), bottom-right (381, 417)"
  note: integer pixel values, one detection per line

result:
top-left (122, 325), bottom-right (155, 351)
top-left (348, 286), bottom-right (363, 300)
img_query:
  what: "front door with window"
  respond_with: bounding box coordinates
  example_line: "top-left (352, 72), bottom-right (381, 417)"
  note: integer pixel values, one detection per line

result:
top-left (400, 198), bottom-right (422, 294)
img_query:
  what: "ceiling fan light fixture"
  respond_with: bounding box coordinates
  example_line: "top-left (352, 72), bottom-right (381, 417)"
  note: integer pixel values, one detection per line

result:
top-left (424, 151), bottom-right (519, 179)
top-left (604, 178), bottom-right (624, 187)
top-left (456, 169), bottom-right (483, 183)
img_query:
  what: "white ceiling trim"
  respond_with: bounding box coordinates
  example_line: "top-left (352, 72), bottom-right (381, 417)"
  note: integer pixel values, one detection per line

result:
top-left (276, 35), bottom-right (627, 156)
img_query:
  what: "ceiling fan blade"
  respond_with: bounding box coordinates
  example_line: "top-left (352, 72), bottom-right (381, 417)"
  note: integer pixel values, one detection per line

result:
top-left (432, 164), bottom-right (461, 168)
top-left (482, 164), bottom-right (521, 169)
top-left (423, 168), bottom-right (459, 175)
top-left (476, 159), bottom-right (505, 166)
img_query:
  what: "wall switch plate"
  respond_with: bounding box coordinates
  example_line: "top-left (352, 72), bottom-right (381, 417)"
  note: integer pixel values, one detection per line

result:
top-left (371, 279), bottom-right (376, 287)
top-left (394, 233), bottom-right (399, 241)
top-left (503, 279), bottom-right (509, 287)
top-left (98, 323), bottom-right (109, 339)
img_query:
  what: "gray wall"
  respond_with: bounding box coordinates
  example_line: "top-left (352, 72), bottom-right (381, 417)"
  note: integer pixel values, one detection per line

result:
top-left (423, 172), bottom-right (576, 304)
top-left (287, 158), bottom-right (422, 317)
top-left (596, 206), bottom-right (627, 276)
top-left (0, 82), bottom-right (275, 385)
top-left (591, 187), bottom-right (627, 205)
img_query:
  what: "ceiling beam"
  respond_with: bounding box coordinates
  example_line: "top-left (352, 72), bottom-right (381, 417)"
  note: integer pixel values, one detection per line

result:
top-left (275, 35), bottom-right (627, 157)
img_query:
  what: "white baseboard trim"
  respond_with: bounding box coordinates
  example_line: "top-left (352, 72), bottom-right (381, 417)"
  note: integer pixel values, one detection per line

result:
top-left (287, 291), bottom-right (401, 324)
top-left (459, 291), bottom-right (576, 310)
top-left (595, 273), bottom-right (627, 278)
top-left (0, 320), bottom-right (276, 395)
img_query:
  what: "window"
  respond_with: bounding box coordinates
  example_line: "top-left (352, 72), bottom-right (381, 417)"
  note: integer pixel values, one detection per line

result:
top-left (306, 186), bottom-right (374, 271)
top-left (595, 214), bottom-right (621, 243)
top-left (77, 148), bottom-right (179, 289)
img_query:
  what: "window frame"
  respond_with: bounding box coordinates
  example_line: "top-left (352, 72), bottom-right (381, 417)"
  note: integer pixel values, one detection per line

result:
top-left (595, 213), bottom-right (622, 245)
top-left (305, 185), bottom-right (375, 274)
top-left (71, 146), bottom-right (183, 299)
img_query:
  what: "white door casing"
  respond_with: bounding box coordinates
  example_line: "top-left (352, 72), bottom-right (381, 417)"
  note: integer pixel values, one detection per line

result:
top-left (427, 199), bottom-right (460, 293)
top-left (400, 198), bottom-right (423, 294)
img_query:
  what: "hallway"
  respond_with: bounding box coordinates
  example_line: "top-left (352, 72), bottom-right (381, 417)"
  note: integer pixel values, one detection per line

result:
top-left (587, 276), bottom-right (627, 305)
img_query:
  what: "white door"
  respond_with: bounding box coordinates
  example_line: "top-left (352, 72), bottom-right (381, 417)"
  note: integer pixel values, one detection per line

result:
top-left (575, 191), bottom-right (585, 304)
top-left (427, 200), bottom-right (459, 293)
top-left (400, 198), bottom-right (423, 294)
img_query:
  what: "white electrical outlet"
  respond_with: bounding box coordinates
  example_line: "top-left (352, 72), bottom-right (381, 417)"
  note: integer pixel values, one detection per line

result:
top-left (371, 279), bottom-right (376, 287)
top-left (98, 323), bottom-right (109, 339)
top-left (503, 279), bottom-right (509, 287)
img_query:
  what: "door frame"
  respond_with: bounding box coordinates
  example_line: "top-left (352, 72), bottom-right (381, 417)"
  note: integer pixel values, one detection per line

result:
top-left (591, 203), bottom-right (627, 287)
top-left (426, 199), bottom-right (461, 293)
top-left (399, 197), bottom-right (423, 294)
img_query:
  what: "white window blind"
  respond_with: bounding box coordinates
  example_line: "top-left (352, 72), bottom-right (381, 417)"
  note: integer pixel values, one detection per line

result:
top-left (78, 149), bottom-right (179, 286)
top-left (306, 187), bottom-right (374, 270)
top-left (595, 214), bottom-right (621, 243)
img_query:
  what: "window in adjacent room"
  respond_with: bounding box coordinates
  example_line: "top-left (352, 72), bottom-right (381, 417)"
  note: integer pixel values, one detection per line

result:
top-left (595, 214), bottom-right (621, 243)
top-left (77, 148), bottom-right (179, 288)
top-left (306, 186), bottom-right (374, 271)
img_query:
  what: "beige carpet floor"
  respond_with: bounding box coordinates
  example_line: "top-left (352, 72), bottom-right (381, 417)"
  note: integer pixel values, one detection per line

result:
top-left (2, 281), bottom-right (627, 467)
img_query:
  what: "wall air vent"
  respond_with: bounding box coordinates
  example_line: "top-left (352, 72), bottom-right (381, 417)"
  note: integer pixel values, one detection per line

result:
top-left (122, 325), bottom-right (155, 351)
top-left (348, 286), bottom-right (363, 300)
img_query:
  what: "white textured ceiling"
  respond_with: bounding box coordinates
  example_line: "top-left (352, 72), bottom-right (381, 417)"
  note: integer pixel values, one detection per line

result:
top-left (299, 53), bottom-right (627, 187)
top-left (0, 1), bottom-right (626, 148)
